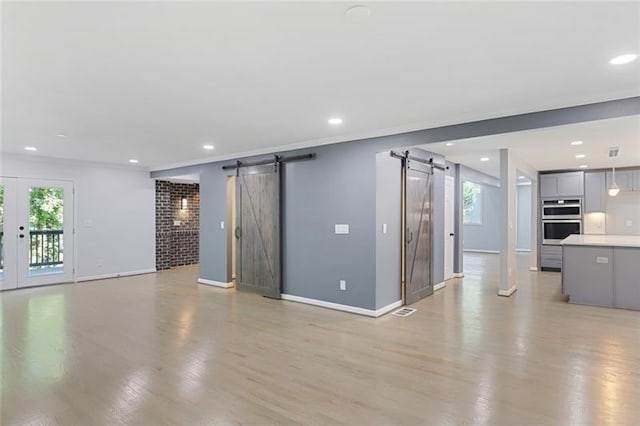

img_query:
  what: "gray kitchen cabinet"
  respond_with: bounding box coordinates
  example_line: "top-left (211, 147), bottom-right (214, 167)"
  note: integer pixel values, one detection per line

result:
top-left (632, 169), bottom-right (640, 191)
top-left (563, 246), bottom-right (613, 307)
top-left (539, 171), bottom-right (584, 198)
top-left (540, 175), bottom-right (559, 198)
top-left (606, 170), bottom-right (634, 191)
top-left (584, 171), bottom-right (606, 213)
top-left (614, 248), bottom-right (640, 311)
top-left (541, 244), bottom-right (562, 271)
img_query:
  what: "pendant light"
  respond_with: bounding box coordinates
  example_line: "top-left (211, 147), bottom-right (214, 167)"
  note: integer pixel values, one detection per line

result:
top-left (608, 146), bottom-right (620, 197)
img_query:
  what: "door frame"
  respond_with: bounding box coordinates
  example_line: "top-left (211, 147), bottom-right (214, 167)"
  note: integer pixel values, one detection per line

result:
top-left (0, 176), bottom-right (76, 290)
top-left (444, 175), bottom-right (455, 280)
top-left (0, 177), bottom-right (18, 290)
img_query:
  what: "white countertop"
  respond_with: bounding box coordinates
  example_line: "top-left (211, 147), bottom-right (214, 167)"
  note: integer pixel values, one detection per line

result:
top-left (561, 234), bottom-right (640, 248)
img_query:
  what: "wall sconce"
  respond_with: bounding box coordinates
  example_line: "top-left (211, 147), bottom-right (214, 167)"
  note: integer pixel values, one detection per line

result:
top-left (181, 197), bottom-right (188, 210)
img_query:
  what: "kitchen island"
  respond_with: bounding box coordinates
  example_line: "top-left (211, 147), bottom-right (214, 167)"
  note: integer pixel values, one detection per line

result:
top-left (561, 234), bottom-right (640, 311)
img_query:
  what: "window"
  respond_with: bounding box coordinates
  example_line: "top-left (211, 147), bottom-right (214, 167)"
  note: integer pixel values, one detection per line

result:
top-left (463, 181), bottom-right (482, 225)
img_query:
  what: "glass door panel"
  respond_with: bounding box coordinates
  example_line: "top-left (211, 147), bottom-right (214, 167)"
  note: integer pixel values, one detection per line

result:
top-left (17, 179), bottom-right (74, 288)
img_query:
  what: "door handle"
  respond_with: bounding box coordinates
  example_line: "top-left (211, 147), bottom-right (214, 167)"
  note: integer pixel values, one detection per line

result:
top-left (449, 233), bottom-right (455, 237)
top-left (406, 229), bottom-right (413, 244)
top-left (235, 226), bottom-right (241, 240)
top-left (19, 234), bottom-right (25, 239)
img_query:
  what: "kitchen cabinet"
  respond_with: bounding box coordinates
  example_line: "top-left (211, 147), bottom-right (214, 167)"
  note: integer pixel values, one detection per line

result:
top-left (561, 235), bottom-right (640, 311)
top-left (563, 245), bottom-right (613, 307)
top-left (606, 170), bottom-right (634, 191)
top-left (614, 247), bottom-right (640, 311)
top-left (540, 171), bottom-right (584, 198)
top-left (584, 171), bottom-right (606, 213)
top-left (541, 244), bottom-right (562, 271)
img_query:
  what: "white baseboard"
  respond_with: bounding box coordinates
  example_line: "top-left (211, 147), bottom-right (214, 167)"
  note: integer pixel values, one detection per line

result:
top-left (77, 268), bottom-right (156, 283)
top-left (453, 272), bottom-right (465, 278)
top-left (529, 266), bottom-right (539, 271)
top-left (516, 249), bottom-right (532, 252)
top-left (281, 294), bottom-right (402, 318)
top-left (434, 281), bottom-right (446, 291)
top-left (197, 278), bottom-right (234, 288)
top-left (464, 249), bottom-right (500, 254)
top-left (498, 285), bottom-right (518, 297)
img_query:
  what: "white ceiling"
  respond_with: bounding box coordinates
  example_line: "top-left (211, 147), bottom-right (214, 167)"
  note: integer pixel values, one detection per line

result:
top-left (423, 115), bottom-right (640, 178)
top-left (2, 1), bottom-right (639, 170)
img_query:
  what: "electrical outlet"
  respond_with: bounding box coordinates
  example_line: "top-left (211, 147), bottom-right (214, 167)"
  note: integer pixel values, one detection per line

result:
top-left (339, 280), bottom-right (346, 291)
top-left (220, 221), bottom-right (225, 229)
top-left (626, 220), bottom-right (633, 228)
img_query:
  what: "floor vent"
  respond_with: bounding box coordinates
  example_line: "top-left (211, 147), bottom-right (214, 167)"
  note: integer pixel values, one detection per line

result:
top-left (392, 307), bottom-right (417, 317)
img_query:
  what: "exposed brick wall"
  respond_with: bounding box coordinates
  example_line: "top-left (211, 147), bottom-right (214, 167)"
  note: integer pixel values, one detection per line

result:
top-left (155, 180), bottom-right (172, 270)
top-left (155, 181), bottom-right (199, 270)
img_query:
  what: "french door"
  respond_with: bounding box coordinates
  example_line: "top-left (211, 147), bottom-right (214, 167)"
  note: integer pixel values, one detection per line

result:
top-left (0, 177), bottom-right (74, 290)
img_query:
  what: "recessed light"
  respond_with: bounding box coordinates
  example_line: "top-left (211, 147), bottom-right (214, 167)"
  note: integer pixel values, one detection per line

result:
top-left (579, 165), bottom-right (588, 169)
top-left (570, 140), bottom-right (583, 145)
top-left (56, 134), bottom-right (67, 138)
top-left (203, 144), bottom-right (214, 150)
top-left (575, 154), bottom-right (586, 158)
top-left (24, 146), bottom-right (37, 151)
top-left (609, 53), bottom-right (637, 65)
top-left (129, 159), bottom-right (139, 164)
top-left (480, 157), bottom-right (490, 162)
top-left (445, 142), bottom-right (454, 147)
top-left (328, 117), bottom-right (343, 125)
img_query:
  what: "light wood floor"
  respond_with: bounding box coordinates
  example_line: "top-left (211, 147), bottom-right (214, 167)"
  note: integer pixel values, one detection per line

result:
top-left (1, 253), bottom-right (638, 425)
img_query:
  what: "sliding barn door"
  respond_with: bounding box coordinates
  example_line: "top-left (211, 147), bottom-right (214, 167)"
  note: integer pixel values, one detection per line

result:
top-left (404, 160), bottom-right (433, 305)
top-left (236, 164), bottom-right (281, 298)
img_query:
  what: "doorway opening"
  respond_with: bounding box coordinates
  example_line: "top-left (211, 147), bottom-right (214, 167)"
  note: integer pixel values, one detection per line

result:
top-left (154, 175), bottom-right (200, 271)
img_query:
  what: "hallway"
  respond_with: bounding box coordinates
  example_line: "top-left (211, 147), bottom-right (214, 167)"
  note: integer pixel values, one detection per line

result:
top-left (1, 257), bottom-right (638, 424)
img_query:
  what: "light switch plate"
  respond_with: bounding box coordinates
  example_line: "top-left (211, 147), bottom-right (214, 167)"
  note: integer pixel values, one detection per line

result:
top-left (220, 221), bottom-right (225, 229)
top-left (382, 223), bottom-right (387, 234)
top-left (596, 256), bottom-right (609, 264)
top-left (335, 224), bottom-right (349, 234)
top-left (339, 280), bottom-right (346, 291)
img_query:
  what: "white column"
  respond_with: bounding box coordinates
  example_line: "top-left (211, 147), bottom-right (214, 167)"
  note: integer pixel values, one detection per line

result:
top-left (499, 148), bottom-right (517, 296)
top-left (529, 178), bottom-right (539, 271)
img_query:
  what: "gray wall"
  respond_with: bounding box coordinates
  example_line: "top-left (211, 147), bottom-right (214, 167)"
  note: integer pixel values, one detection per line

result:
top-left (151, 97), bottom-right (640, 310)
top-left (375, 152), bottom-right (402, 309)
top-left (516, 184), bottom-right (532, 250)
top-left (154, 135), bottom-right (447, 311)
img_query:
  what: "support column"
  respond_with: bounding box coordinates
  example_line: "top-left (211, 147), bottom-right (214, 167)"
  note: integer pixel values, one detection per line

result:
top-left (529, 178), bottom-right (539, 271)
top-left (499, 149), bottom-right (517, 296)
top-left (453, 163), bottom-right (464, 276)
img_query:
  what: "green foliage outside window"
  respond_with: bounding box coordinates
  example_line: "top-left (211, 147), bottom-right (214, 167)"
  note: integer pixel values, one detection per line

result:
top-left (30, 188), bottom-right (64, 229)
top-left (463, 181), bottom-right (482, 225)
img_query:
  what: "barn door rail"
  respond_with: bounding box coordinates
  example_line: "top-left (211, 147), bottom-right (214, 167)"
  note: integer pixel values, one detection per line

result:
top-left (222, 153), bottom-right (315, 173)
top-left (389, 150), bottom-right (448, 171)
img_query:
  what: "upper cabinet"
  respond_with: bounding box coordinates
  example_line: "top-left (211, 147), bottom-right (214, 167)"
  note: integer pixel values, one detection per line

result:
top-left (584, 171), bottom-right (606, 213)
top-left (540, 171), bottom-right (584, 198)
top-left (606, 169), bottom-right (640, 192)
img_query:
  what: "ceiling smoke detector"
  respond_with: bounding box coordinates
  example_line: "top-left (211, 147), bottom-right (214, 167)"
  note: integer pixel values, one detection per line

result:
top-left (608, 146), bottom-right (620, 158)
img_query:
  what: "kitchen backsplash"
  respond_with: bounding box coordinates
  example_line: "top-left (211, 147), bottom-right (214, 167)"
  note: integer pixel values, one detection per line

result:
top-left (586, 191), bottom-right (640, 236)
